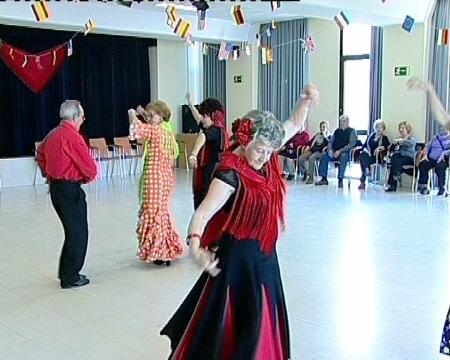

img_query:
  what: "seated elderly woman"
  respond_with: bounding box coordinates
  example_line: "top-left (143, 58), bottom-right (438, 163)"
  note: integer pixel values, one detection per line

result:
top-left (385, 120), bottom-right (417, 192)
top-left (298, 120), bottom-right (330, 184)
top-left (358, 119), bottom-right (390, 190)
top-left (417, 126), bottom-right (450, 195)
top-left (278, 129), bottom-right (311, 180)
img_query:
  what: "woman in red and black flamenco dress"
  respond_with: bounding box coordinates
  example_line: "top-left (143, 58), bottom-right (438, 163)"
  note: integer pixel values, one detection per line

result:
top-left (161, 84), bottom-right (319, 359)
top-left (186, 93), bottom-right (229, 209)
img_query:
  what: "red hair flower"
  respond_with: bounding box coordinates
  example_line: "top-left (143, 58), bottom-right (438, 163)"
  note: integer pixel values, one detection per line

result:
top-left (235, 118), bottom-right (255, 146)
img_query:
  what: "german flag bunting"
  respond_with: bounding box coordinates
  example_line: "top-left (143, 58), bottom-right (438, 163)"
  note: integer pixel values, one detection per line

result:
top-left (31, 1), bottom-right (51, 22)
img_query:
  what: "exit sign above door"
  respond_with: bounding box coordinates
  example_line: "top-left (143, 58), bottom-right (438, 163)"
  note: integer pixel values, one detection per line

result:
top-left (394, 66), bottom-right (410, 77)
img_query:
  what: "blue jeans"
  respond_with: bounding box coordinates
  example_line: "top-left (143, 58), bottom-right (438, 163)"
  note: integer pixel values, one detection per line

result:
top-left (318, 152), bottom-right (350, 180)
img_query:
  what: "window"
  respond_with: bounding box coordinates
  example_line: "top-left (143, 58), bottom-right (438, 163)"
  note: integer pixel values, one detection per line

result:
top-left (339, 23), bottom-right (372, 131)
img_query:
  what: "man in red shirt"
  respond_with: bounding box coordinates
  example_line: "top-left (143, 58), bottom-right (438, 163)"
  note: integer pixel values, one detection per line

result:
top-left (37, 100), bottom-right (97, 289)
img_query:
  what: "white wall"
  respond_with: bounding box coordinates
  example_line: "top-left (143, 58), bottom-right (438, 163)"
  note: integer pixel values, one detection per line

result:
top-left (154, 39), bottom-right (189, 134)
top-left (225, 45), bottom-right (259, 128)
top-left (381, 24), bottom-right (427, 141)
top-left (308, 19), bottom-right (341, 132)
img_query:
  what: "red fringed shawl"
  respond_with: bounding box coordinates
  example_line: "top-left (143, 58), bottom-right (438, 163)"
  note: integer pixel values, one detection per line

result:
top-left (203, 152), bottom-right (286, 254)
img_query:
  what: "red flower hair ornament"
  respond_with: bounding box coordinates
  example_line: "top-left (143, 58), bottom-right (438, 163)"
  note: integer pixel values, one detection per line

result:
top-left (234, 118), bottom-right (256, 146)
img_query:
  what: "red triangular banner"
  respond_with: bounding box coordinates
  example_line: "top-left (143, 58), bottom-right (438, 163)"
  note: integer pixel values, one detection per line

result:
top-left (0, 41), bottom-right (69, 93)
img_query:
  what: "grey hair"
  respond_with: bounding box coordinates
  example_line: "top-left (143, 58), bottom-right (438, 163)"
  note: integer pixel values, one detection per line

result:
top-left (244, 109), bottom-right (285, 149)
top-left (60, 100), bottom-right (82, 120)
top-left (373, 119), bottom-right (386, 131)
top-left (339, 114), bottom-right (350, 123)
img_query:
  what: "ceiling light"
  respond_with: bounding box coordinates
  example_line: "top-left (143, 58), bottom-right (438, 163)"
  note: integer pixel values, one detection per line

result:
top-left (155, 3), bottom-right (197, 12)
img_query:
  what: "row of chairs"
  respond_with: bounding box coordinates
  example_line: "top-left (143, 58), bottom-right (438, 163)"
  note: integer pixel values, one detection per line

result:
top-left (33, 137), bottom-right (144, 184)
top-left (33, 137), bottom-right (191, 184)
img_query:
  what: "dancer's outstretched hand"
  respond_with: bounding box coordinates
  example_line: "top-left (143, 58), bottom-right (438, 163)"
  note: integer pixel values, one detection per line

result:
top-left (302, 83), bottom-right (320, 106)
top-left (189, 238), bottom-right (221, 277)
top-left (186, 92), bottom-right (195, 104)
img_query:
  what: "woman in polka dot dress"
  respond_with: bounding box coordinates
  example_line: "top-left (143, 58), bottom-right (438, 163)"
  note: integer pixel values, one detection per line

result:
top-left (128, 101), bottom-right (185, 266)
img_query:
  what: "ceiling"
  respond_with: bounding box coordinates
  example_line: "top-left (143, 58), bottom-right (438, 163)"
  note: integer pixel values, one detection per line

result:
top-left (131, 0), bottom-right (434, 26)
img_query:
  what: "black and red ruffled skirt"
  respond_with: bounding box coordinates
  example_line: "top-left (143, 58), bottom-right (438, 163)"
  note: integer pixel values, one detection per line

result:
top-left (160, 236), bottom-right (290, 360)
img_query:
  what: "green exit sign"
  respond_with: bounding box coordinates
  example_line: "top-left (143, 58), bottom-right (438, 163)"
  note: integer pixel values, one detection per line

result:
top-left (233, 75), bottom-right (244, 83)
top-left (394, 66), bottom-right (410, 77)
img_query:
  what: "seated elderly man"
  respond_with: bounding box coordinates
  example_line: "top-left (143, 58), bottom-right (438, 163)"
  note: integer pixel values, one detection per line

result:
top-left (315, 115), bottom-right (357, 188)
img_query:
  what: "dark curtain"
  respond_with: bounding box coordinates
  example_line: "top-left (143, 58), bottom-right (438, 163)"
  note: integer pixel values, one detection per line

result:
top-left (368, 26), bottom-right (383, 131)
top-left (258, 19), bottom-right (309, 123)
top-left (0, 25), bottom-right (155, 157)
top-left (203, 43), bottom-right (226, 106)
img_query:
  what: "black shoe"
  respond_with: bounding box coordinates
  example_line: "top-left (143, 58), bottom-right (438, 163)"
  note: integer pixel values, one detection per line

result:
top-left (153, 260), bottom-right (165, 266)
top-left (315, 178), bottom-right (329, 186)
top-left (385, 186), bottom-right (397, 192)
top-left (286, 174), bottom-right (295, 181)
top-left (338, 179), bottom-right (343, 188)
top-left (165, 261), bottom-right (171, 266)
top-left (79, 274), bottom-right (87, 280)
top-left (61, 277), bottom-right (90, 289)
top-left (438, 187), bottom-right (447, 196)
top-left (302, 173), bottom-right (308, 182)
top-left (419, 188), bottom-right (430, 195)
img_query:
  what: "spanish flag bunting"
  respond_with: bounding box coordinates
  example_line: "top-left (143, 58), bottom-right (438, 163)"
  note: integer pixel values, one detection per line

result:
top-left (174, 19), bottom-right (191, 39)
top-left (84, 19), bottom-right (95, 36)
top-left (31, 1), bottom-right (51, 22)
top-left (334, 11), bottom-right (349, 30)
top-left (438, 28), bottom-right (449, 46)
top-left (232, 5), bottom-right (245, 26)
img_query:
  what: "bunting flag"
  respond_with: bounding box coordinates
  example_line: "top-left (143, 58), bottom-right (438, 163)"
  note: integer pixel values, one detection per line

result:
top-left (306, 35), bottom-right (315, 52)
top-left (185, 33), bottom-right (194, 46)
top-left (233, 49), bottom-right (239, 60)
top-left (271, 1), bottom-right (281, 11)
top-left (218, 41), bottom-right (229, 60)
top-left (266, 47), bottom-right (274, 64)
top-left (232, 5), bottom-right (245, 26)
top-left (334, 11), bottom-right (349, 30)
top-left (266, 27), bottom-right (272, 37)
top-left (402, 15), bottom-right (414, 33)
top-left (67, 40), bottom-right (73, 57)
top-left (0, 42), bottom-right (69, 93)
top-left (31, 1), bottom-right (51, 22)
top-left (256, 34), bottom-right (261, 47)
top-left (84, 19), bottom-right (95, 36)
top-left (245, 44), bottom-right (251, 56)
top-left (202, 43), bottom-right (209, 55)
top-left (261, 47), bottom-right (267, 64)
top-left (438, 28), bottom-right (449, 46)
top-left (116, 0), bottom-right (132, 8)
top-left (166, 5), bottom-right (178, 28)
top-left (271, 20), bottom-right (277, 30)
top-left (197, 10), bottom-right (206, 30)
top-left (174, 19), bottom-right (192, 39)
